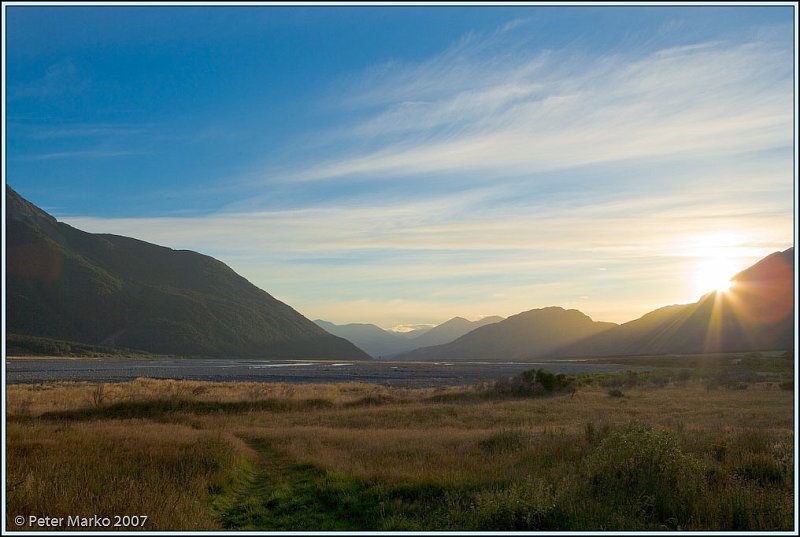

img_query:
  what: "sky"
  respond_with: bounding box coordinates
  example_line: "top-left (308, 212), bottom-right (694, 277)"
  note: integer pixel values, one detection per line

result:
top-left (3, 3), bottom-right (796, 329)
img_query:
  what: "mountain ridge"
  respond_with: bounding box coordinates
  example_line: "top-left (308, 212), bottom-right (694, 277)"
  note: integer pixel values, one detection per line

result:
top-left (315, 315), bottom-right (505, 358)
top-left (6, 185), bottom-right (371, 360)
top-left (395, 307), bottom-right (617, 361)
top-left (549, 247), bottom-right (794, 359)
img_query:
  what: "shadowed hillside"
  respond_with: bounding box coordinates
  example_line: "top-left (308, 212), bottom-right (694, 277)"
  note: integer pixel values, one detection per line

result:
top-left (6, 185), bottom-right (370, 360)
top-left (395, 307), bottom-right (617, 361)
top-left (550, 248), bottom-right (795, 358)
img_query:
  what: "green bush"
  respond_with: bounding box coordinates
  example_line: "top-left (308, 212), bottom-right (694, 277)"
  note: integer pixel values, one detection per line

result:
top-left (586, 423), bottom-right (704, 526)
top-left (535, 369), bottom-right (557, 392)
top-left (491, 369), bottom-right (576, 397)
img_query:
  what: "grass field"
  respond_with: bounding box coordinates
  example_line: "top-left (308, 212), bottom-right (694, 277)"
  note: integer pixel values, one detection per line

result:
top-left (5, 354), bottom-right (796, 531)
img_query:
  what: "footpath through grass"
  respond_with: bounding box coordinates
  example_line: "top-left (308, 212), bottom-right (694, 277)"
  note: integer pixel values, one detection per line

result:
top-left (216, 436), bottom-right (379, 531)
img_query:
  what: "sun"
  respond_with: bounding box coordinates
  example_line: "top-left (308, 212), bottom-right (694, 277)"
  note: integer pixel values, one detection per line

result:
top-left (694, 258), bottom-right (738, 297)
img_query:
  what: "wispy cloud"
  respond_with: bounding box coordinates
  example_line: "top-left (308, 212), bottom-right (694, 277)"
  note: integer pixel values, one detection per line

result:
top-left (11, 59), bottom-right (91, 99)
top-left (54, 20), bottom-right (795, 327)
top-left (277, 34), bottom-right (790, 184)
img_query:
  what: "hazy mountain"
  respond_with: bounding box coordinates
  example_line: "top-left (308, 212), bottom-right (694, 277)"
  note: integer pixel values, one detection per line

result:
top-left (551, 248), bottom-right (795, 358)
top-left (6, 185), bottom-right (370, 360)
top-left (395, 307), bottom-right (617, 361)
top-left (314, 320), bottom-right (411, 358)
top-left (409, 316), bottom-right (504, 348)
top-left (387, 325), bottom-right (434, 339)
top-left (316, 316), bottom-right (506, 358)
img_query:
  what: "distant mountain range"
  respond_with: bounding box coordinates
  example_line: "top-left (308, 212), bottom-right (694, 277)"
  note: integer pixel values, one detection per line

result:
top-left (6, 185), bottom-right (370, 360)
top-left (387, 325), bottom-right (435, 339)
top-left (315, 316), bottom-right (505, 358)
top-left (395, 307), bottom-right (617, 361)
top-left (314, 320), bottom-right (412, 358)
top-left (551, 247), bottom-right (794, 358)
top-left (393, 249), bottom-right (794, 362)
top-left (411, 316), bottom-right (505, 349)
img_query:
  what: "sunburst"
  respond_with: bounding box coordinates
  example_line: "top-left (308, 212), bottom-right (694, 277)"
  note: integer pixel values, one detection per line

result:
top-left (694, 257), bottom-right (738, 297)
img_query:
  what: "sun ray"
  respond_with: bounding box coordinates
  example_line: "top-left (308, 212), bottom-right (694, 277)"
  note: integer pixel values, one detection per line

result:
top-left (693, 257), bottom-right (739, 298)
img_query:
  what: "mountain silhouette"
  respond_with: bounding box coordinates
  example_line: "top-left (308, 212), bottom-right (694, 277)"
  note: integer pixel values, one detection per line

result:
top-left (314, 320), bottom-right (410, 358)
top-left (6, 185), bottom-right (370, 360)
top-left (395, 307), bottom-right (617, 361)
top-left (551, 248), bottom-right (795, 358)
top-left (315, 316), bottom-right (504, 358)
top-left (409, 316), bottom-right (504, 349)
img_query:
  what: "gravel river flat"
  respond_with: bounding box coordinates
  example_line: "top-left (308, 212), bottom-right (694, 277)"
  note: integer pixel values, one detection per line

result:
top-left (5, 357), bottom-right (653, 388)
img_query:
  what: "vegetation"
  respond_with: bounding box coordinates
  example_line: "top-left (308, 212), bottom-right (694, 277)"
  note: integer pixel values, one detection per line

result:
top-left (6, 362), bottom-right (794, 531)
top-left (6, 334), bottom-right (155, 358)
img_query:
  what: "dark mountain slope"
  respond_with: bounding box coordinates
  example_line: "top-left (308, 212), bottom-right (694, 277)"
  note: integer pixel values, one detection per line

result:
top-left (551, 248), bottom-right (794, 358)
top-left (395, 307), bottom-right (617, 361)
top-left (6, 185), bottom-right (370, 359)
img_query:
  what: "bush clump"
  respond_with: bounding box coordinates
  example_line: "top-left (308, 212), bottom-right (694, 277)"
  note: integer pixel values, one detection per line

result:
top-left (586, 423), bottom-right (704, 526)
top-left (491, 369), bottom-right (575, 397)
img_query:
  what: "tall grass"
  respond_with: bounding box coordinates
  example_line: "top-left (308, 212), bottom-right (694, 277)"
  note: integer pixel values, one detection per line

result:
top-left (5, 367), bottom-right (794, 531)
top-left (6, 421), bottom-right (252, 530)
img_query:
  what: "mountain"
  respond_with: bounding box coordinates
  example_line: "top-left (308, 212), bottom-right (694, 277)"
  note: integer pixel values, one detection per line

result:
top-left (316, 316), bottom-right (506, 358)
top-left (387, 325), bottom-right (434, 339)
top-left (551, 248), bottom-right (795, 358)
top-left (409, 315), bottom-right (504, 348)
top-left (314, 320), bottom-right (411, 358)
top-left (6, 185), bottom-right (370, 360)
top-left (395, 307), bottom-right (617, 361)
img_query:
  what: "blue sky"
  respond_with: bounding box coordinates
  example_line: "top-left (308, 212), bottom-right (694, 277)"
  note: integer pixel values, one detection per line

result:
top-left (4, 4), bottom-right (796, 328)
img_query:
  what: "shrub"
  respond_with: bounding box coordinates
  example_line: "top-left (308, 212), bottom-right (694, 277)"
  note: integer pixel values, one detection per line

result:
top-left (586, 423), bottom-right (704, 526)
top-left (520, 369), bottom-right (537, 386)
top-left (490, 369), bottom-right (576, 397)
top-left (607, 389), bottom-right (625, 398)
top-left (535, 369), bottom-right (557, 392)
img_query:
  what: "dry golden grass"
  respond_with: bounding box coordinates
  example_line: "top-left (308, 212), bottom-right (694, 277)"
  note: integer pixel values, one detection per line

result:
top-left (7, 419), bottom-right (252, 530)
top-left (5, 374), bottom-right (795, 531)
top-left (6, 378), bottom-right (455, 418)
